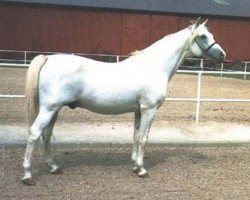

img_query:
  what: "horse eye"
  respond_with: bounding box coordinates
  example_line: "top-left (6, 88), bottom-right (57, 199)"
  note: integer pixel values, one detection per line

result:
top-left (200, 35), bottom-right (207, 40)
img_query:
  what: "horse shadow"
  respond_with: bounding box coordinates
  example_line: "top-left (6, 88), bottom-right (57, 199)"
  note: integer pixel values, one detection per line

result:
top-left (37, 144), bottom-right (208, 176)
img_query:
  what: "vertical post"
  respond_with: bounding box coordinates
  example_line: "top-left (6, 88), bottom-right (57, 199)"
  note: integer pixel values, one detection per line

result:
top-left (200, 59), bottom-right (204, 71)
top-left (244, 62), bottom-right (247, 80)
top-left (196, 71), bottom-right (202, 123)
top-left (220, 62), bottom-right (224, 77)
top-left (116, 55), bottom-right (120, 63)
top-left (195, 60), bottom-right (203, 123)
top-left (24, 51), bottom-right (27, 65)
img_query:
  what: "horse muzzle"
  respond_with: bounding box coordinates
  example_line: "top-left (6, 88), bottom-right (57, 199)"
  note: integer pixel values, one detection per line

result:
top-left (208, 44), bottom-right (226, 63)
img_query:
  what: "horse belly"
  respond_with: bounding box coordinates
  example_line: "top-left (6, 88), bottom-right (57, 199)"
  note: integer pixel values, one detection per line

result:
top-left (78, 93), bottom-right (140, 115)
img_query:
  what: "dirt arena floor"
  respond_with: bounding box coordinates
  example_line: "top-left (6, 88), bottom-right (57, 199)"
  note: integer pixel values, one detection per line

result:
top-left (0, 144), bottom-right (250, 199)
top-left (0, 67), bottom-right (249, 199)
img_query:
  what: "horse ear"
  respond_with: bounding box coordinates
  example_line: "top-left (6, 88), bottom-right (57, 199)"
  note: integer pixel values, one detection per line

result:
top-left (193, 17), bottom-right (201, 29)
top-left (190, 17), bottom-right (201, 32)
top-left (202, 19), bottom-right (208, 26)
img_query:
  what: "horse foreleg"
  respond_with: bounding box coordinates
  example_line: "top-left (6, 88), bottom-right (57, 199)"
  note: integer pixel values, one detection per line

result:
top-left (42, 113), bottom-right (62, 175)
top-left (135, 107), bottom-right (157, 178)
top-left (22, 107), bottom-right (57, 185)
top-left (131, 111), bottom-right (141, 165)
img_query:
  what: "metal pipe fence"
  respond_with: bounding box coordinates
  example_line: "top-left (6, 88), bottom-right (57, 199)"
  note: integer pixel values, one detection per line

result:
top-left (0, 50), bottom-right (250, 123)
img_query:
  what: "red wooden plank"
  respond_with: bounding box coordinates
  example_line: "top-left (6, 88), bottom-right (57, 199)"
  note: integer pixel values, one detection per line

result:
top-left (208, 19), bottom-right (250, 60)
top-left (150, 15), bottom-right (179, 43)
top-left (121, 13), bottom-right (151, 55)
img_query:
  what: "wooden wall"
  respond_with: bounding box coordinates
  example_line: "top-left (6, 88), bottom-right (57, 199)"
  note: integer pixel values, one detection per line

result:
top-left (0, 4), bottom-right (250, 60)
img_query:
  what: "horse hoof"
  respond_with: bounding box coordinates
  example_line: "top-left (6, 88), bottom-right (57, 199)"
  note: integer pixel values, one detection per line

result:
top-left (21, 178), bottom-right (36, 186)
top-left (51, 167), bottom-right (63, 175)
top-left (138, 169), bottom-right (149, 178)
top-left (138, 172), bottom-right (149, 178)
top-left (133, 166), bottom-right (140, 173)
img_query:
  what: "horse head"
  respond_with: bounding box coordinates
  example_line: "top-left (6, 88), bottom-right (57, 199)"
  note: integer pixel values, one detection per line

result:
top-left (189, 18), bottom-right (226, 62)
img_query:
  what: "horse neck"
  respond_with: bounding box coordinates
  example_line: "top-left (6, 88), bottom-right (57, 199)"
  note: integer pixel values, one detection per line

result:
top-left (142, 28), bottom-right (192, 82)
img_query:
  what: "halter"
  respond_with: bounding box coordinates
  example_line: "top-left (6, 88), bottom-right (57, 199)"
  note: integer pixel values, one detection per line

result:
top-left (194, 38), bottom-right (217, 55)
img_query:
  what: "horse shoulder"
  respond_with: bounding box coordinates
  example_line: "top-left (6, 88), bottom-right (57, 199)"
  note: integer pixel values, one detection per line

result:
top-left (139, 76), bottom-right (166, 110)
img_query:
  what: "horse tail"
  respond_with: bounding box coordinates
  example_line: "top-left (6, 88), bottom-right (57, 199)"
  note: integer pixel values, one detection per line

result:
top-left (25, 55), bottom-right (48, 128)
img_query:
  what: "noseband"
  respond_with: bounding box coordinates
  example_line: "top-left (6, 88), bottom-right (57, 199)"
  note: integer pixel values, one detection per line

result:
top-left (194, 38), bottom-right (217, 55)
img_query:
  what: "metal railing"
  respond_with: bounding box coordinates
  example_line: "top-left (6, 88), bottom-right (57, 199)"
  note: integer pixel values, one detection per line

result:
top-left (0, 50), bottom-right (250, 123)
top-left (166, 70), bottom-right (250, 123)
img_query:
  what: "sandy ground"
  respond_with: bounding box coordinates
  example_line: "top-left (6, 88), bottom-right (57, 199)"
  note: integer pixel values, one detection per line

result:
top-left (1, 121), bottom-right (250, 144)
top-left (0, 144), bottom-right (250, 199)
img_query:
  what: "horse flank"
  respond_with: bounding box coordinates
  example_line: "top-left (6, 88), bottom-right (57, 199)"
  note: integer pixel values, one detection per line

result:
top-left (25, 55), bottom-right (48, 128)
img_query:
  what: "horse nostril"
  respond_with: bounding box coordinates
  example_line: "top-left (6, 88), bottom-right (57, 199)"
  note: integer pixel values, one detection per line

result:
top-left (220, 51), bottom-right (226, 58)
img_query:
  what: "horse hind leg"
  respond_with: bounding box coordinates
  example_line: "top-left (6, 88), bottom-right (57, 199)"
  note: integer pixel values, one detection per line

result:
top-left (22, 107), bottom-right (58, 186)
top-left (42, 113), bottom-right (62, 175)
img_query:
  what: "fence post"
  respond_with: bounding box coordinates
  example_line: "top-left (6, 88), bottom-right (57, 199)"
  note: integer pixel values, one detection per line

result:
top-left (116, 55), bottom-right (120, 63)
top-left (200, 59), bottom-right (204, 71)
top-left (244, 62), bottom-right (247, 80)
top-left (24, 51), bottom-right (27, 65)
top-left (196, 71), bottom-right (202, 123)
top-left (220, 62), bottom-right (224, 77)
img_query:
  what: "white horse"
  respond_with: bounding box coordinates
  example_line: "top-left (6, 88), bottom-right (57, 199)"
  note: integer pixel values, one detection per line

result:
top-left (21, 18), bottom-right (226, 185)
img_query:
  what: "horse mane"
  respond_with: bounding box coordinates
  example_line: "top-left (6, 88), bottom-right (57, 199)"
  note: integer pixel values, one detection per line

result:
top-left (128, 23), bottom-right (206, 58)
top-left (128, 50), bottom-right (143, 56)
